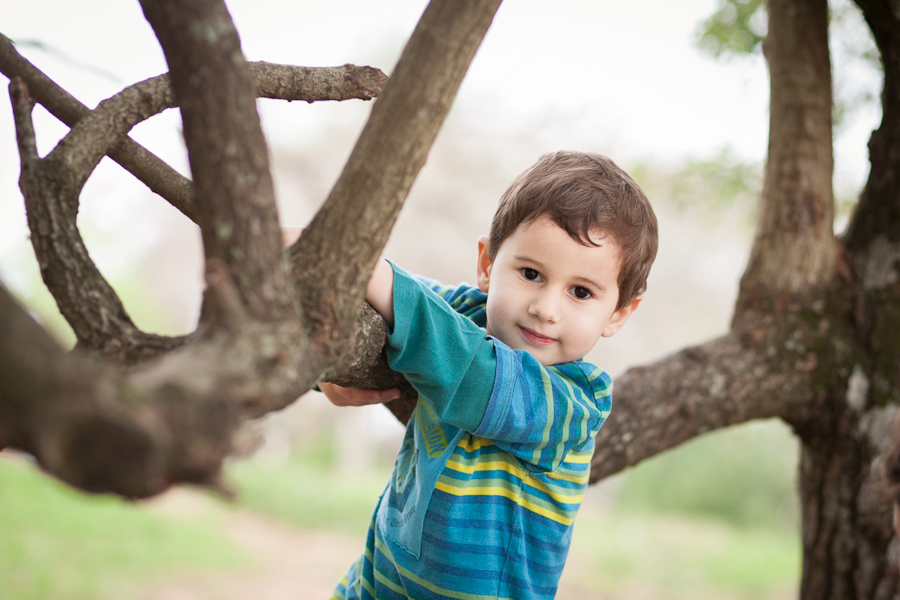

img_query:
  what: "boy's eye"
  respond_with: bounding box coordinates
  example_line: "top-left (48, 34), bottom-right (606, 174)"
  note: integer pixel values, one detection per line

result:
top-left (521, 268), bottom-right (540, 281)
top-left (572, 286), bottom-right (592, 300)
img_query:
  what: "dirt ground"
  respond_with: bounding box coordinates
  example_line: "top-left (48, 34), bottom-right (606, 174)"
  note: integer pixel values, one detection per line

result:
top-left (140, 489), bottom-right (609, 600)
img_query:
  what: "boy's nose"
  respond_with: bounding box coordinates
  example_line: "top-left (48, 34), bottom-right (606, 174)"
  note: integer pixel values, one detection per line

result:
top-left (528, 291), bottom-right (561, 323)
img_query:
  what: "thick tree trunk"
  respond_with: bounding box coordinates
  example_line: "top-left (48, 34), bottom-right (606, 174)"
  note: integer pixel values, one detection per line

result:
top-left (797, 410), bottom-right (898, 600)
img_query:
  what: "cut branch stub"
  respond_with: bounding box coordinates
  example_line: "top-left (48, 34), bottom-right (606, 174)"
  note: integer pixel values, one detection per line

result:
top-left (249, 62), bottom-right (387, 102)
top-left (0, 283), bottom-right (237, 498)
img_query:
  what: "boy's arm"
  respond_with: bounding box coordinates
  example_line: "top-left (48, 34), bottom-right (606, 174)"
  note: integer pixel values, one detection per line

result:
top-left (365, 258), bottom-right (396, 326)
top-left (473, 349), bottom-right (612, 472)
top-left (281, 229), bottom-right (399, 406)
top-left (385, 262), bottom-right (496, 432)
top-left (318, 259), bottom-right (400, 406)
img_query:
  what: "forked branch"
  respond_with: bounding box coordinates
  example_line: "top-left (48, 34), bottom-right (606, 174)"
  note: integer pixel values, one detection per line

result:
top-left (1, 0), bottom-right (501, 498)
top-left (0, 33), bottom-right (388, 221)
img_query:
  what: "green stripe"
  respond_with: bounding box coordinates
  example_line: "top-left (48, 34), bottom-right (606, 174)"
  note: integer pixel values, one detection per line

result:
top-left (554, 370), bottom-right (577, 471)
top-left (531, 367), bottom-right (555, 465)
top-left (395, 556), bottom-right (503, 599)
top-left (373, 536), bottom-right (500, 599)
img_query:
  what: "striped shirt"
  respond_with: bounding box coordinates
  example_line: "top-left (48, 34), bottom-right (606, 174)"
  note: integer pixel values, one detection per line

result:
top-left (330, 264), bottom-right (612, 600)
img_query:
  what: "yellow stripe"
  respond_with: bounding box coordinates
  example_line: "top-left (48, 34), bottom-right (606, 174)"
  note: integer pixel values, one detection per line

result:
top-left (555, 372), bottom-right (579, 468)
top-left (451, 444), bottom-right (594, 469)
top-left (444, 460), bottom-right (587, 502)
top-left (395, 562), bottom-right (502, 600)
top-left (531, 368), bottom-right (555, 464)
top-left (446, 458), bottom-right (524, 477)
top-left (444, 473), bottom-right (586, 506)
top-left (372, 566), bottom-right (407, 597)
top-left (566, 451), bottom-right (593, 464)
top-left (435, 480), bottom-right (576, 525)
top-left (458, 436), bottom-right (494, 453)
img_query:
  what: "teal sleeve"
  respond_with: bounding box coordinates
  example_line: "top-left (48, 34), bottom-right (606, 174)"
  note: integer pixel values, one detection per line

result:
top-left (385, 262), bottom-right (496, 432)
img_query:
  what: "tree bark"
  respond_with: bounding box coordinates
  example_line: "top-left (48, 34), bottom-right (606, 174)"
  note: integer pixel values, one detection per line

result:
top-left (289, 0), bottom-right (502, 362)
top-left (0, 0), bottom-right (501, 498)
top-left (0, 34), bottom-right (387, 223)
top-left (738, 0), bottom-right (838, 302)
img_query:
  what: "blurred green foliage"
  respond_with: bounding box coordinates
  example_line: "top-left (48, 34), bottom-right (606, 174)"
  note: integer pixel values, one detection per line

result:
top-left (630, 147), bottom-right (762, 234)
top-left (226, 433), bottom-right (391, 536)
top-left (617, 420), bottom-right (799, 532)
top-left (696, 0), bottom-right (767, 58)
top-left (570, 511), bottom-right (799, 599)
top-left (695, 0), bottom-right (882, 141)
top-left (0, 454), bottom-right (246, 600)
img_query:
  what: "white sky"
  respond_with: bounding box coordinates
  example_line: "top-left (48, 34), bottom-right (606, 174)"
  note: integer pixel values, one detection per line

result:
top-left (0, 0), bottom-right (882, 339)
top-left (4, 0), bottom-right (774, 163)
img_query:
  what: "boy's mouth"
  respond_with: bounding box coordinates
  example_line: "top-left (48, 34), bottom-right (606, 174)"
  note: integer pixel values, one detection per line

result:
top-left (518, 325), bottom-right (557, 346)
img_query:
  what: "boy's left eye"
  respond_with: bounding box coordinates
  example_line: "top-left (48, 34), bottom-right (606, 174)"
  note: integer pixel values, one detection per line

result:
top-left (572, 286), bottom-right (592, 300)
top-left (521, 268), bottom-right (541, 282)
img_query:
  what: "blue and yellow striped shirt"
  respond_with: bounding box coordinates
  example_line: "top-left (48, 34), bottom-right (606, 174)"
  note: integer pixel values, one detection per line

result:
top-left (331, 264), bottom-right (612, 600)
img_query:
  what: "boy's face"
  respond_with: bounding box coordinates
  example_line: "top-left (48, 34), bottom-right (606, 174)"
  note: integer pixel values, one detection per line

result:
top-left (476, 215), bottom-right (641, 366)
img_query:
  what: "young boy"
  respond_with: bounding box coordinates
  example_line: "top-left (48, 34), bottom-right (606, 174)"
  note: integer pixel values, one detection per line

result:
top-left (321, 151), bottom-right (658, 600)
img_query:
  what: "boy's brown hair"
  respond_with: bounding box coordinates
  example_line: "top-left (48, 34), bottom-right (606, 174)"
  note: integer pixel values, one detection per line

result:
top-left (489, 151), bottom-right (658, 310)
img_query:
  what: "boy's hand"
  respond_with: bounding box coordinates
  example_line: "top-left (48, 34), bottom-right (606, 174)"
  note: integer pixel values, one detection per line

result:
top-left (281, 226), bottom-right (303, 247)
top-left (319, 382), bottom-right (401, 407)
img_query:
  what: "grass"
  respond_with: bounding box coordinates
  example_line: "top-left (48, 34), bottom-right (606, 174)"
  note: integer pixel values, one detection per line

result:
top-left (0, 453), bottom-right (247, 600)
top-left (226, 445), bottom-right (391, 537)
top-left (565, 508), bottom-right (799, 599)
top-left (0, 418), bottom-right (802, 600)
top-left (617, 420), bottom-right (800, 532)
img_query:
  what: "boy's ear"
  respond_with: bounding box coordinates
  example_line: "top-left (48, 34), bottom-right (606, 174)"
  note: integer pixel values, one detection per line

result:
top-left (476, 235), bottom-right (492, 293)
top-left (601, 294), bottom-right (643, 338)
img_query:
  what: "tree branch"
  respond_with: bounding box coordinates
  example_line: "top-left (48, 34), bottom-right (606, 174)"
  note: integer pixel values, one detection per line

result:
top-left (737, 0), bottom-right (838, 302)
top-left (11, 77), bottom-right (178, 361)
top-left (0, 273), bottom-right (305, 498)
top-left (846, 0), bottom-right (900, 249)
top-left (1, 0), bottom-right (498, 498)
top-left (589, 331), bottom-right (823, 482)
top-left (0, 34), bottom-right (196, 219)
top-left (249, 62), bottom-right (387, 102)
top-left (841, 0), bottom-right (900, 408)
top-left (0, 34), bottom-right (388, 222)
top-left (291, 0), bottom-right (502, 365)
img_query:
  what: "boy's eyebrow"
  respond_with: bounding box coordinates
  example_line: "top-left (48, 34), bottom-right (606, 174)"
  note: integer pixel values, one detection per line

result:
top-left (514, 255), bottom-right (607, 292)
top-left (574, 276), bottom-right (607, 293)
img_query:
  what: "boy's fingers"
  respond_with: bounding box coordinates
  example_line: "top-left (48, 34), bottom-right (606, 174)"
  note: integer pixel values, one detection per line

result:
top-left (375, 388), bottom-right (402, 401)
top-left (318, 382), bottom-right (401, 406)
top-left (346, 388), bottom-right (401, 404)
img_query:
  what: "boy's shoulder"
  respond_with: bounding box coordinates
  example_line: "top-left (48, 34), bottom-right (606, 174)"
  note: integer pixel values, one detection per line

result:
top-left (494, 339), bottom-right (612, 399)
top-left (413, 274), bottom-right (487, 328)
